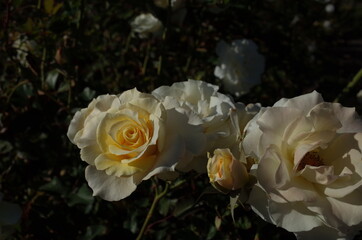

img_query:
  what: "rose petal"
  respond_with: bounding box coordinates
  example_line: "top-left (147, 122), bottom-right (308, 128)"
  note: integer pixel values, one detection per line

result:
top-left (299, 165), bottom-right (338, 185)
top-left (273, 91), bottom-right (324, 113)
top-left (330, 103), bottom-right (362, 133)
top-left (80, 145), bottom-right (102, 165)
top-left (248, 185), bottom-right (276, 225)
top-left (269, 200), bottom-right (324, 232)
top-left (327, 192), bottom-right (362, 228)
top-left (257, 107), bottom-right (304, 154)
top-left (242, 110), bottom-right (265, 159)
top-left (85, 166), bottom-right (141, 201)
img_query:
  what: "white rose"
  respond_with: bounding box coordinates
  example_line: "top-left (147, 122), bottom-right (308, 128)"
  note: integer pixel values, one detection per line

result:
top-left (67, 89), bottom-right (205, 201)
top-left (243, 91), bottom-right (362, 239)
top-left (214, 39), bottom-right (265, 97)
top-left (130, 13), bottom-right (163, 39)
top-left (152, 80), bottom-right (236, 171)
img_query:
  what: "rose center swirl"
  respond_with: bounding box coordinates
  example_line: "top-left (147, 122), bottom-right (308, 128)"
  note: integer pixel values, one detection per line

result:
top-left (297, 151), bottom-right (324, 171)
top-left (117, 124), bottom-right (147, 149)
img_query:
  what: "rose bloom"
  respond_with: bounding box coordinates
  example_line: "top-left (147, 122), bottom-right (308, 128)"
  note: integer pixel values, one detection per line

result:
top-left (207, 148), bottom-right (249, 194)
top-left (214, 39), bottom-right (265, 97)
top-left (67, 89), bottom-right (205, 201)
top-left (243, 91), bottom-right (362, 239)
top-left (152, 80), bottom-right (237, 171)
top-left (130, 13), bottom-right (163, 38)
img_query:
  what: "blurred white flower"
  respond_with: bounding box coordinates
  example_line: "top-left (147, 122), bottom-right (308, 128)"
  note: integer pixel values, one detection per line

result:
top-left (12, 35), bottom-right (38, 67)
top-left (325, 3), bottom-right (335, 13)
top-left (214, 39), bottom-right (265, 97)
top-left (130, 13), bottom-right (163, 38)
top-left (323, 20), bottom-right (332, 30)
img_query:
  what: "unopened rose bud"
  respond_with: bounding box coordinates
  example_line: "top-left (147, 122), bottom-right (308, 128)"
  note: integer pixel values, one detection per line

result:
top-left (207, 148), bottom-right (249, 194)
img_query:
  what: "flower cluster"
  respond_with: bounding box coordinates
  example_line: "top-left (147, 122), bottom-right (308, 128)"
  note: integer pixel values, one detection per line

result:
top-left (68, 80), bottom-right (256, 201)
top-left (68, 81), bottom-right (362, 239)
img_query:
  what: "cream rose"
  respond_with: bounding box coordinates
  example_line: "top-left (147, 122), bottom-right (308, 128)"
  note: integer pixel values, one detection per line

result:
top-left (130, 13), bottom-right (163, 39)
top-left (243, 91), bottom-right (362, 239)
top-left (67, 89), bottom-right (205, 201)
top-left (214, 39), bottom-right (265, 97)
top-left (152, 80), bottom-right (237, 171)
top-left (207, 148), bottom-right (249, 194)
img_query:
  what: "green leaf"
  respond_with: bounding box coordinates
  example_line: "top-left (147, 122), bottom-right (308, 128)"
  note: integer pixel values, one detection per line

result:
top-left (46, 70), bottom-right (59, 90)
top-left (158, 197), bottom-right (171, 216)
top-left (81, 87), bottom-right (96, 101)
top-left (238, 215), bottom-right (252, 230)
top-left (51, 2), bottom-right (63, 15)
top-left (39, 177), bottom-right (66, 194)
top-left (0, 140), bottom-right (13, 154)
top-left (67, 184), bottom-right (94, 208)
top-left (229, 195), bottom-right (238, 223)
top-left (214, 216), bottom-right (222, 230)
top-left (58, 81), bottom-right (70, 93)
top-left (44, 0), bottom-right (54, 15)
top-left (123, 212), bottom-right (139, 234)
top-left (195, 186), bottom-right (219, 203)
top-left (173, 197), bottom-right (194, 217)
top-left (207, 225), bottom-right (217, 240)
top-left (80, 225), bottom-right (106, 240)
top-left (18, 82), bottom-right (34, 99)
top-left (23, 18), bottom-right (34, 33)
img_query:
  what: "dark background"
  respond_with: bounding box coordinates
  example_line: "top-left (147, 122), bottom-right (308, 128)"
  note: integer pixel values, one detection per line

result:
top-left (1, 0), bottom-right (362, 239)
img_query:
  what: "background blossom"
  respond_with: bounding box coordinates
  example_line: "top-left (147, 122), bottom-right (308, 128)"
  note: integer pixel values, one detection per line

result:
top-left (130, 13), bottom-right (163, 38)
top-left (214, 39), bottom-right (265, 97)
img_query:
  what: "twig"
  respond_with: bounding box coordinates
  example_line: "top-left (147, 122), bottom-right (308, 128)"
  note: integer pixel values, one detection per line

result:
top-left (334, 68), bottom-right (362, 103)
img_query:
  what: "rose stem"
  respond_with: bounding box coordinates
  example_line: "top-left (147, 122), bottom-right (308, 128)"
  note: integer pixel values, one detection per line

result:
top-left (135, 179), bottom-right (169, 240)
